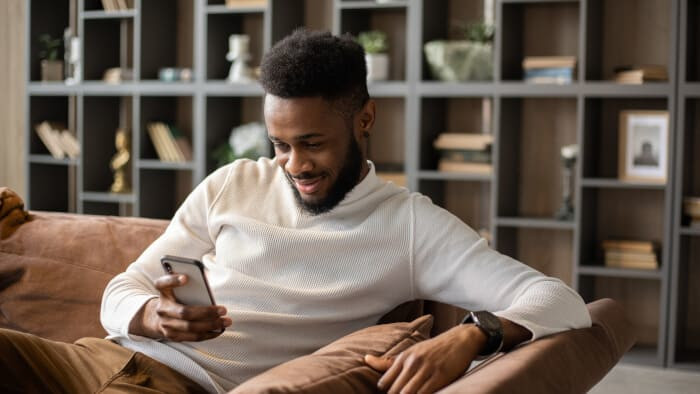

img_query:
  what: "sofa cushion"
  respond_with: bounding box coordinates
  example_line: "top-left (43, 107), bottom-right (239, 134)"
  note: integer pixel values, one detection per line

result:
top-left (0, 208), bottom-right (168, 342)
top-left (437, 298), bottom-right (635, 393)
top-left (231, 314), bottom-right (434, 394)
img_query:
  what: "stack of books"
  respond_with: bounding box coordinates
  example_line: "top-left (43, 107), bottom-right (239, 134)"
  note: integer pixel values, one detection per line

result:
top-left (522, 56), bottom-right (576, 84)
top-left (225, 0), bottom-right (268, 9)
top-left (101, 0), bottom-right (133, 11)
top-left (34, 121), bottom-right (80, 159)
top-left (614, 65), bottom-right (668, 84)
top-left (684, 197), bottom-right (700, 227)
top-left (433, 133), bottom-right (492, 175)
top-left (147, 122), bottom-right (193, 162)
top-left (602, 240), bottom-right (659, 270)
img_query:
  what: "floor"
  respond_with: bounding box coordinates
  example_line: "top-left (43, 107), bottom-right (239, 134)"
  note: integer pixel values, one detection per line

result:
top-left (590, 363), bottom-right (700, 393)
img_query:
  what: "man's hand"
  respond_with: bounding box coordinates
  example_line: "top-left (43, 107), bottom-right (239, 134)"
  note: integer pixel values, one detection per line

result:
top-left (128, 274), bottom-right (232, 342)
top-left (364, 324), bottom-right (486, 394)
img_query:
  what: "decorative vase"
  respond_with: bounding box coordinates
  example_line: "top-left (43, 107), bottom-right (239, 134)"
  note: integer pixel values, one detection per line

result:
top-left (424, 40), bottom-right (493, 81)
top-left (365, 53), bottom-right (389, 81)
top-left (40, 60), bottom-right (63, 81)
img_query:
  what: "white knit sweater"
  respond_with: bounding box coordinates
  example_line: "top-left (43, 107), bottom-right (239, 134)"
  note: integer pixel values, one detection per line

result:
top-left (100, 158), bottom-right (591, 393)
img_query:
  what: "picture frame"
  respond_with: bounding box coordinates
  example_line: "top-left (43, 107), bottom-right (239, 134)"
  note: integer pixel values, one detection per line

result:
top-left (618, 110), bottom-right (670, 184)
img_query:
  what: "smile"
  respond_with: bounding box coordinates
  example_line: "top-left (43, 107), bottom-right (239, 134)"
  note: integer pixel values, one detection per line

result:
top-left (293, 176), bottom-right (324, 195)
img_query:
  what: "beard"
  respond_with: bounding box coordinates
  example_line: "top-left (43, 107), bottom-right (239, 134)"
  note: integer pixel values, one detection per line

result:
top-left (285, 135), bottom-right (364, 215)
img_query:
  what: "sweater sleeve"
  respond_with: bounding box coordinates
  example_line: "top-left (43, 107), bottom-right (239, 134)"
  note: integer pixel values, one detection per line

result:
top-left (411, 195), bottom-right (591, 340)
top-left (100, 164), bottom-right (233, 340)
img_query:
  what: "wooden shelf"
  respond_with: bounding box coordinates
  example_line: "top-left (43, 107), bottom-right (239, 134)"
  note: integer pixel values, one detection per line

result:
top-left (680, 226), bottom-right (700, 236)
top-left (578, 266), bottom-right (662, 280)
top-left (138, 160), bottom-right (196, 171)
top-left (204, 81), bottom-right (265, 97)
top-left (81, 10), bottom-right (136, 19)
top-left (581, 178), bottom-right (667, 190)
top-left (81, 191), bottom-right (136, 204)
top-left (205, 4), bottom-right (266, 14)
top-left (417, 170), bottom-right (492, 182)
top-left (495, 217), bottom-right (575, 230)
top-left (338, 1), bottom-right (409, 10)
top-left (28, 154), bottom-right (77, 166)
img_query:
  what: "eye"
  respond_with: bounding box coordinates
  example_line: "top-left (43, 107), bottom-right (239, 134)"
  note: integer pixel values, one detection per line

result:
top-left (273, 142), bottom-right (290, 151)
top-left (305, 142), bottom-right (322, 149)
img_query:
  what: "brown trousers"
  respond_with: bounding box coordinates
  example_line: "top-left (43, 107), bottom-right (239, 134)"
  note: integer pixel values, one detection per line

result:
top-left (0, 328), bottom-right (209, 394)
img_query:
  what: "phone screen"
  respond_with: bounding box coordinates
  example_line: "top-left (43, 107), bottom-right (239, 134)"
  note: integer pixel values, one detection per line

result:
top-left (160, 255), bottom-right (217, 306)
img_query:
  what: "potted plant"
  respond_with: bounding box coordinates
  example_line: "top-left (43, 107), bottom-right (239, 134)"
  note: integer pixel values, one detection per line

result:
top-left (38, 33), bottom-right (63, 81)
top-left (357, 30), bottom-right (389, 82)
top-left (424, 21), bottom-right (494, 81)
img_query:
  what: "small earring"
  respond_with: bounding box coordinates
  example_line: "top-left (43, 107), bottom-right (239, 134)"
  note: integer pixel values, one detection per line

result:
top-left (363, 131), bottom-right (370, 138)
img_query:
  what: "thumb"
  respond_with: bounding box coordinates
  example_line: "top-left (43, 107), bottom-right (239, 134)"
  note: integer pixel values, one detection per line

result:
top-left (364, 354), bottom-right (393, 371)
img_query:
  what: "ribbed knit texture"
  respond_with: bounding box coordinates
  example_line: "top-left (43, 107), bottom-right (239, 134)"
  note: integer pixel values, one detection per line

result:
top-left (101, 158), bottom-right (591, 393)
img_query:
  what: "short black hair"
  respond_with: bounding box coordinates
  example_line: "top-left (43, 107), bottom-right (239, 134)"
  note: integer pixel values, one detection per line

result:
top-left (260, 29), bottom-right (369, 118)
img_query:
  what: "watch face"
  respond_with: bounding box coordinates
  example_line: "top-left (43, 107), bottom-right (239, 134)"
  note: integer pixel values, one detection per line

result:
top-left (474, 311), bottom-right (501, 333)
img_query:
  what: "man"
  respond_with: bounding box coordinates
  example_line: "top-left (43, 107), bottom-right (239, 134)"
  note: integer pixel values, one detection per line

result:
top-left (0, 30), bottom-right (590, 393)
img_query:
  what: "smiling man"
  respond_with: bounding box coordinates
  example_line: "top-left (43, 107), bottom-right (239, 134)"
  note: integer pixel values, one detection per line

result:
top-left (0, 30), bottom-right (591, 394)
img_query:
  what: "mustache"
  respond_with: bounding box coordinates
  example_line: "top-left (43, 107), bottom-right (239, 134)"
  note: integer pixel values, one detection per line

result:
top-left (287, 172), bottom-right (325, 180)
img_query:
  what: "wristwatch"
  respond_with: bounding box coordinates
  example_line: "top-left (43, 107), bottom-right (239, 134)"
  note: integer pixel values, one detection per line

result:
top-left (461, 310), bottom-right (504, 358)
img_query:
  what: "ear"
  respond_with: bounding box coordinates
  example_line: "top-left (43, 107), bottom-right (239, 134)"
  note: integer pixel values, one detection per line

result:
top-left (354, 99), bottom-right (376, 141)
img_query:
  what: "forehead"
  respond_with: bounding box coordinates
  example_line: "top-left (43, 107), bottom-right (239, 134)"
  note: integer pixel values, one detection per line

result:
top-left (264, 95), bottom-right (346, 139)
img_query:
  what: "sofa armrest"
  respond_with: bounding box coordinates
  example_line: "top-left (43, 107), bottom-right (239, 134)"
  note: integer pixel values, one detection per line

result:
top-left (438, 298), bottom-right (635, 393)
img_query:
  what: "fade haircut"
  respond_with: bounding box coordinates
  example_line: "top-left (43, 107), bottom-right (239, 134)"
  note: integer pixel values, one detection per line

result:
top-left (259, 29), bottom-right (369, 120)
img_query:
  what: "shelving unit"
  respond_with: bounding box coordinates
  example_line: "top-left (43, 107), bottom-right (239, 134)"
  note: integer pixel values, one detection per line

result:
top-left (25, 0), bottom-right (695, 368)
top-left (668, 0), bottom-right (700, 371)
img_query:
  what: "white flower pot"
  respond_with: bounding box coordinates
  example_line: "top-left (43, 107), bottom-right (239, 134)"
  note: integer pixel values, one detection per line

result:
top-left (365, 53), bottom-right (389, 81)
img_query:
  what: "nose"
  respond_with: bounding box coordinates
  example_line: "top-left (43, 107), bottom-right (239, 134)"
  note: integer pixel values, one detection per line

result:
top-left (285, 148), bottom-right (313, 176)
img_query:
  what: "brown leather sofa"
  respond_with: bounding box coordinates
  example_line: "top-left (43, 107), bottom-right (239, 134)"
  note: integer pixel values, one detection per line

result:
top-left (0, 187), bottom-right (635, 393)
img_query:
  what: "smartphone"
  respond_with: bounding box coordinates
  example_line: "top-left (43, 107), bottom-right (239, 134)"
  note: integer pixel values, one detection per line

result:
top-left (160, 255), bottom-right (217, 307)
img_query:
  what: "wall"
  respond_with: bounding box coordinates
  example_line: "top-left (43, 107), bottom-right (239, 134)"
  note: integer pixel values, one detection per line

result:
top-left (0, 0), bottom-right (26, 196)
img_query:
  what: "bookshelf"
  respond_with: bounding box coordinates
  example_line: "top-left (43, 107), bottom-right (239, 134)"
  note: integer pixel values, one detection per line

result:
top-left (25, 0), bottom-right (695, 368)
top-left (668, 0), bottom-right (700, 371)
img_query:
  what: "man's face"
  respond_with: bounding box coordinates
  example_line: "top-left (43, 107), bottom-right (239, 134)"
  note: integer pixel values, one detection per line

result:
top-left (264, 95), bottom-right (371, 215)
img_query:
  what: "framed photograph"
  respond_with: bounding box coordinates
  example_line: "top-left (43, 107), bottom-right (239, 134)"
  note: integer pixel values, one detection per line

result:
top-left (618, 110), bottom-right (670, 183)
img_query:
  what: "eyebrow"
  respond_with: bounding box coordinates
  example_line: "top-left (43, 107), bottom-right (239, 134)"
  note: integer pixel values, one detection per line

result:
top-left (269, 133), bottom-right (325, 142)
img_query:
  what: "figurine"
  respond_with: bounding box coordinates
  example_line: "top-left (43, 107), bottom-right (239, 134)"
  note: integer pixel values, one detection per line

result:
top-left (110, 129), bottom-right (131, 193)
top-left (555, 144), bottom-right (578, 220)
top-left (226, 34), bottom-right (251, 83)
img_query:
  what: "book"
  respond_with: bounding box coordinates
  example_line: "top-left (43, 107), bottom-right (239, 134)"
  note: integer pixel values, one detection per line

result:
top-left (524, 67), bottom-right (574, 84)
top-left (434, 133), bottom-right (493, 151)
top-left (58, 129), bottom-right (80, 159)
top-left (602, 240), bottom-right (657, 254)
top-left (605, 258), bottom-right (658, 270)
top-left (440, 149), bottom-right (491, 164)
top-left (147, 123), bottom-right (172, 161)
top-left (115, 0), bottom-right (128, 10)
top-left (225, 0), bottom-right (268, 9)
top-left (35, 121), bottom-right (65, 159)
top-left (438, 160), bottom-right (492, 175)
top-left (169, 125), bottom-right (193, 161)
top-left (522, 56), bottom-right (577, 69)
top-left (614, 65), bottom-right (668, 84)
top-left (604, 250), bottom-right (657, 263)
top-left (157, 123), bottom-right (183, 162)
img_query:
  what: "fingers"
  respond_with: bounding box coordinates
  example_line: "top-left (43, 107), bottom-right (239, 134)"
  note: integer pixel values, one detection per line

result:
top-left (156, 300), bottom-right (226, 322)
top-left (377, 355), bottom-right (403, 392)
top-left (364, 354), bottom-right (393, 372)
top-left (386, 354), bottom-right (423, 394)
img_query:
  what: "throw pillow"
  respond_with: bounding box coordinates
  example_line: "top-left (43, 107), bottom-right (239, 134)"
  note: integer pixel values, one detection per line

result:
top-left (231, 314), bottom-right (434, 394)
